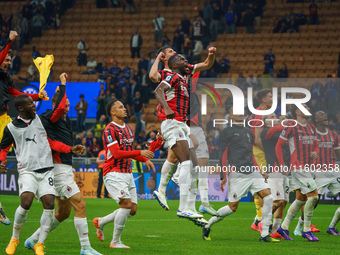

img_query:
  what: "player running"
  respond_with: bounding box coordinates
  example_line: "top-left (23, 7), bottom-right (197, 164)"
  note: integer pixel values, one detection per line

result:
top-left (0, 94), bottom-right (83, 255)
top-left (93, 99), bottom-right (155, 249)
top-left (276, 104), bottom-right (320, 241)
top-left (248, 88), bottom-right (273, 232)
top-left (260, 113), bottom-right (290, 239)
top-left (293, 111), bottom-right (340, 236)
top-left (150, 45), bottom-right (218, 216)
top-left (24, 73), bottom-right (102, 255)
top-left (202, 108), bottom-right (279, 243)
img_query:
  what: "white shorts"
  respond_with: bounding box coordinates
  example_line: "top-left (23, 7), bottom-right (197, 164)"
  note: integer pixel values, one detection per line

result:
top-left (53, 164), bottom-right (80, 199)
top-left (104, 172), bottom-right (137, 204)
top-left (161, 119), bottom-right (193, 149)
top-left (190, 126), bottom-right (209, 159)
top-left (289, 169), bottom-right (317, 195)
top-left (228, 171), bottom-right (269, 203)
top-left (18, 169), bottom-right (56, 198)
top-left (315, 171), bottom-right (340, 195)
top-left (267, 172), bottom-right (289, 202)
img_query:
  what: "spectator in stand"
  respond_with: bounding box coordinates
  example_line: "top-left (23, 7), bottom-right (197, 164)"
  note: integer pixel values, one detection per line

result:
top-left (325, 75), bottom-right (337, 117)
top-left (210, 2), bottom-right (223, 41)
top-left (130, 28), bottom-right (142, 58)
top-left (134, 130), bottom-right (147, 149)
top-left (147, 52), bottom-right (157, 72)
top-left (123, 62), bottom-right (131, 78)
top-left (183, 33), bottom-right (192, 59)
top-left (309, 0), bottom-right (319, 25)
top-left (81, 55), bottom-right (97, 74)
top-left (173, 31), bottom-right (184, 54)
top-left (129, 69), bottom-right (138, 84)
top-left (8, 50), bottom-right (21, 75)
top-left (98, 82), bottom-right (105, 96)
top-left (252, 1), bottom-right (262, 27)
top-left (224, 6), bottom-right (237, 34)
top-left (86, 131), bottom-right (93, 146)
top-left (79, 137), bottom-right (90, 157)
top-left (26, 63), bottom-right (39, 81)
top-left (120, 86), bottom-right (132, 122)
top-left (130, 77), bottom-right (140, 98)
top-left (111, 0), bottom-right (121, 8)
top-left (108, 61), bottom-right (121, 84)
top-left (262, 68), bottom-right (274, 89)
top-left (153, 12), bottom-right (166, 43)
top-left (18, 12), bottom-right (29, 47)
top-left (96, 91), bottom-right (109, 120)
top-left (89, 137), bottom-right (102, 158)
top-left (11, 18), bottom-right (21, 50)
top-left (140, 68), bottom-right (151, 103)
top-left (264, 47), bottom-right (275, 77)
top-left (236, 72), bottom-right (247, 90)
top-left (22, 1), bottom-right (33, 21)
top-left (74, 132), bottom-right (85, 145)
top-left (94, 114), bottom-right (107, 140)
top-left (243, 7), bottom-right (255, 34)
top-left (31, 11), bottom-right (45, 37)
top-left (246, 73), bottom-right (258, 87)
top-left (133, 91), bottom-right (145, 136)
top-left (118, 77), bottom-right (130, 97)
top-left (192, 16), bottom-right (205, 42)
top-left (77, 36), bottom-right (88, 66)
top-left (192, 39), bottom-right (203, 63)
top-left (201, 0), bottom-right (213, 36)
top-left (161, 32), bottom-right (170, 46)
top-left (117, 70), bottom-right (125, 89)
top-left (146, 124), bottom-right (158, 141)
top-left (75, 94), bottom-right (88, 133)
top-left (207, 135), bottom-right (218, 159)
top-left (138, 53), bottom-right (148, 76)
top-left (218, 53), bottom-right (230, 73)
top-left (276, 63), bottom-right (288, 80)
top-left (107, 83), bottom-right (118, 96)
top-left (123, 0), bottom-right (135, 14)
top-left (181, 14), bottom-right (191, 37)
top-left (96, 149), bottom-right (109, 198)
top-left (295, 8), bottom-right (307, 26)
top-left (97, 61), bottom-right (109, 83)
top-left (32, 45), bottom-right (41, 59)
top-left (287, 15), bottom-right (299, 33)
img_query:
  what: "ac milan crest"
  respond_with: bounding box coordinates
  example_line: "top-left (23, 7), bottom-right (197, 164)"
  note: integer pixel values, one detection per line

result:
top-left (67, 186), bottom-right (72, 192)
top-left (121, 190), bottom-right (125, 195)
top-left (20, 183), bottom-right (23, 189)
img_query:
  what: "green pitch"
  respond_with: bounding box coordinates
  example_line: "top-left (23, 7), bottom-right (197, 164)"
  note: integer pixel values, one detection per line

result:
top-left (0, 195), bottom-right (340, 255)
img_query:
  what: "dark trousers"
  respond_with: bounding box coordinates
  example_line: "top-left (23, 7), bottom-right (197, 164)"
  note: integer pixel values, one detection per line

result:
top-left (131, 47), bottom-right (140, 58)
top-left (76, 113), bottom-right (85, 133)
top-left (77, 53), bottom-right (87, 66)
top-left (97, 168), bottom-right (109, 198)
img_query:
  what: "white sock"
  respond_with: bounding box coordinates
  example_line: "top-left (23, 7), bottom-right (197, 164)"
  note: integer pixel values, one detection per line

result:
top-left (38, 209), bottom-right (54, 244)
top-left (12, 206), bottom-right (29, 240)
top-left (303, 196), bottom-right (318, 232)
top-left (99, 210), bottom-right (118, 227)
top-left (173, 163), bottom-right (181, 178)
top-left (255, 215), bottom-right (262, 222)
top-left (159, 160), bottom-right (176, 194)
top-left (329, 207), bottom-right (340, 228)
top-left (74, 217), bottom-right (90, 247)
top-left (261, 195), bottom-right (273, 237)
top-left (198, 169), bottom-right (209, 206)
top-left (112, 208), bottom-right (131, 244)
top-left (206, 205), bottom-right (234, 229)
top-left (281, 200), bottom-right (305, 230)
top-left (187, 166), bottom-right (198, 211)
top-left (296, 216), bottom-right (304, 230)
top-left (178, 160), bottom-right (191, 211)
top-left (272, 218), bottom-right (282, 234)
top-left (30, 215), bottom-right (60, 241)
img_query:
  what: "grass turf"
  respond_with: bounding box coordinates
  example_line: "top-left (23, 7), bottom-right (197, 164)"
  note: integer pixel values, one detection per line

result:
top-left (0, 195), bottom-right (340, 255)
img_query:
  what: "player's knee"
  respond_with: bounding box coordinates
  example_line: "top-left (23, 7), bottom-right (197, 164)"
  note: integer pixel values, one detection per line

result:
top-left (74, 199), bottom-right (86, 214)
top-left (228, 202), bottom-right (238, 212)
top-left (167, 153), bottom-right (177, 163)
top-left (20, 202), bottom-right (31, 210)
top-left (119, 199), bottom-right (132, 209)
top-left (130, 208), bottom-right (137, 216)
top-left (43, 199), bottom-right (55, 210)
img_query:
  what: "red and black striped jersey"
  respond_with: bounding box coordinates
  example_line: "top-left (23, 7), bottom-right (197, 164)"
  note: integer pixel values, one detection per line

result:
top-left (156, 64), bottom-right (196, 122)
top-left (157, 72), bottom-right (189, 122)
top-left (279, 121), bottom-right (318, 169)
top-left (315, 128), bottom-right (340, 170)
top-left (102, 121), bottom-right (135, 175)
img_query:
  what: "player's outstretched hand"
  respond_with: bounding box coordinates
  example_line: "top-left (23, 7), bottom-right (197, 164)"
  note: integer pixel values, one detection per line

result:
top-left (220, 178), bottom-right (227, 192)
top-left (165, 108), bottom-right (175, 119)
top-left (141, 150), bottom-right (154, 159)
top-left (145, 160), bottom-right (156, 172)
top-left (39, 89), bottom-right (48, 99)
top-left (60, 73), bottom-right (68, 85)
top-left (208, 46), bottom-right (216, 55)
top-left (0, 160), bottom-right (8, 173)
top-left (71, 145), bottom-right (86, 154)
top-left (310, 151), bottom-right (318, 159)
top-left (9, 31), bottom-right (18, 41)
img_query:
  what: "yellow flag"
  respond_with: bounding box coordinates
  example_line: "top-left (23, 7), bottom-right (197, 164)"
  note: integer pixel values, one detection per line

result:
top-left (33, 55), bottom-right (54, 101)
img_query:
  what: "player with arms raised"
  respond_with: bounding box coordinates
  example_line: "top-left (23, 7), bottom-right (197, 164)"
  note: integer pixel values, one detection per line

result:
top-left (93, 99), bottom-right (155, 249)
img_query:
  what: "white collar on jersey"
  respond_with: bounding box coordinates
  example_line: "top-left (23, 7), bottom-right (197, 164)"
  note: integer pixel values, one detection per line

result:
top-left (177, 73), bottom-right (184, 79)
top-left (296, 121), bottom-right (307, 127)
top-left (111, 120), bottom-right (126, 128)
top-left (164, 68), bottom-right (172, 72)
top-left (316, 128), bottom-right (328, 135)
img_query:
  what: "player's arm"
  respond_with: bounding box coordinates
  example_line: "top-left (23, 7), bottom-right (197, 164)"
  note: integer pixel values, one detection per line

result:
top-left (149, 52), bottom-right (164, 83)
top-left (49, 73), bottom-right (68, 123)
top-left (47, 137), bottom-right (85, 154)
top-left (254, 126), bottom-right (264, 150)
top-left (310, 127), bottom-right (319, 159)
top-left (194, 47), bottom-right (216, 72)
top-left (108, 142), bottom-right (154, 160)
top-left (8, 80), bottom-right (48, 101)
top-left (0, 127), bottom-right (15, 163)
top-left (334, 132), bottom-right (340, 159)
top-left (153, 79), bottom-right (175, 119)
top-left (264, 125), bottom-right (284, 139)
top-left (219, 128), bottom-right (229, 180)
top-left (0, 31), bottom-right (17, 65)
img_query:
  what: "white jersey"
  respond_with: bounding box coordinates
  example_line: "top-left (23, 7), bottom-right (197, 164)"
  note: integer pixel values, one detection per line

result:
top-left (7, 116), bottom-right (53, 172)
